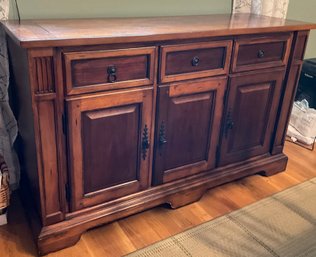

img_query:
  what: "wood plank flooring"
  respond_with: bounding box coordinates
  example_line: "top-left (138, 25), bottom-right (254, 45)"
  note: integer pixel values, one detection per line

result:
top-left (1, 141), bottom-right (315, 257)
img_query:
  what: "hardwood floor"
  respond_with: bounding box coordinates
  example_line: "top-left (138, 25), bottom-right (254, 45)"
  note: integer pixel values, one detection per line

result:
top-left (1, 141), bottom-right (315, 257)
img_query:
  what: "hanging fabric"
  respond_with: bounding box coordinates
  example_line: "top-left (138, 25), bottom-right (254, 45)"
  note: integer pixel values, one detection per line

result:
top-left (232, 0), bottom-right (289, 19)
top-left (0, 0), bottom-right (20, 190)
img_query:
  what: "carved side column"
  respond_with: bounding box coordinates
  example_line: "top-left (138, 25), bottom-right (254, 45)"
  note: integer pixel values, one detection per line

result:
top-left (28, 48), bottom-right (66, 225)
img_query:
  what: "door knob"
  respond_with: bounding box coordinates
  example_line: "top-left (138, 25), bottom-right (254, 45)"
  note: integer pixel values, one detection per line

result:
top-left (107, 65), bottom-right (117, 83)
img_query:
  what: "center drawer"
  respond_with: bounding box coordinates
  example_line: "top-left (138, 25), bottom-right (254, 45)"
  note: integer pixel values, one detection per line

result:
top-left (64, 47), bottom-right (156, 95)
top-left (160, 41), bottom-right (232, 83)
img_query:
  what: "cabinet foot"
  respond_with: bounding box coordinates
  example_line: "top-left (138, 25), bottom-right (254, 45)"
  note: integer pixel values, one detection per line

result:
top-left (258, 155), bottom-right (288, 177)
top-left (31, 153), bottom-right (288, 255)
top-left (38, 230), bottom-right (83, 256)
top-left (259, 169), bottom-right (283, 177)
top-left (258, 170), bottom-right (282, 177)
top-left (166, 187), bottom-right (207, 209)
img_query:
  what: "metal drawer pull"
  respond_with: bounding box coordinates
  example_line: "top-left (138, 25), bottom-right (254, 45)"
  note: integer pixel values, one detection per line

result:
top-left (225, 108), bottom-right (234, 138)
top-left (258, 50), bottom-right (265, 58)
top-left (142, 125), bottom-right (150, 160)
top-left (159, 122), bottom-right (167, 146)
top-left (107, 65), bottom-right (117, 83)
top-left (191, 56), bottom-right (200, 66)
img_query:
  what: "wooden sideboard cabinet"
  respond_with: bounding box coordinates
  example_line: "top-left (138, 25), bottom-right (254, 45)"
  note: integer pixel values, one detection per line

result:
top-left (3, 14), bottom-right (316, 255)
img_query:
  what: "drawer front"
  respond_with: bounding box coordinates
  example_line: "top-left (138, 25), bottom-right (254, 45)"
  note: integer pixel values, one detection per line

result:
top-left (64, 47), bottom-right (156, 95)
top-left (232, 33), bottom-right (293, 72)
top-left (160, 41), bottom-right (232, 83)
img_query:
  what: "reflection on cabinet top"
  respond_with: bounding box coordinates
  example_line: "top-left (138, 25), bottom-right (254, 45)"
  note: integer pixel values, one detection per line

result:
top-left (3, 14), bottom-right (316, 48)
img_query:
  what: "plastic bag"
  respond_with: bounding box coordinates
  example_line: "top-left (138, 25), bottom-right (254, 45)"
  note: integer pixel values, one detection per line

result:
top-left (287, 124), bottom-right (315, 145)
top-left (289, 99), bottom-right (316, 138)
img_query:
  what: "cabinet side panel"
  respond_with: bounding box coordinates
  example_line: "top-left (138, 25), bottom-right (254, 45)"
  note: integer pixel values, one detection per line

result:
top-left (9, 40), bottom-right (65, 226)
top-left (271, 31), bottom-right (309, 154)
top-left (7, 37), bottom-right (41, 219)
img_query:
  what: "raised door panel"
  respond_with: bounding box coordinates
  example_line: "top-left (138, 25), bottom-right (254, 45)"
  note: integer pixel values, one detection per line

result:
top-left (219, 69), bottom-right (285, 166)
top-left (153, 77), bottom-right (227, 185)
top-left (82, 105), bottom-right (140, 194)
top-left (67, 88), bottom-right (153, 211)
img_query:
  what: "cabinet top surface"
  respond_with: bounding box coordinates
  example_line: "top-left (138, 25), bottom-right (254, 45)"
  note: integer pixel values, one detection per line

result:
top-left (2, 13), bottom-right (316, 48)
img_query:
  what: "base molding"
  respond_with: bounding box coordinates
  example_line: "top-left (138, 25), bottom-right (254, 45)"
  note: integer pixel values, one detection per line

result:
top-left (35, 153), bottom-right (287, 255)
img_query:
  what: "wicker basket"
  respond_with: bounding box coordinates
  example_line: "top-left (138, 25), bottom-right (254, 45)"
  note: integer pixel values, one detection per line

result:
top-left (0, 155), bottom-right (9, 210)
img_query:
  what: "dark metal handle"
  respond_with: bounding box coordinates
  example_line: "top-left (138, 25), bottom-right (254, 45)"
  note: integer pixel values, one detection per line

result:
top-left (191, 56), bottom-right (200, 66)
top-left (159, 122), bottom-right (167, 146)
top-left (142, 125), bottom-right (150, 160)
top-left (225, 108), bottom-right (234, 138)
top-left (226, 120), bottom-right (234, 130)
top-left (107, 65), bottom-right (117, 83)
top-left (258, 50), bottom-right (265, 58)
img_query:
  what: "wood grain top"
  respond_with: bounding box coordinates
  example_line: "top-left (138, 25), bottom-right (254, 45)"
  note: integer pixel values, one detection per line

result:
top-left (2, 13), bottom-right (316, 48)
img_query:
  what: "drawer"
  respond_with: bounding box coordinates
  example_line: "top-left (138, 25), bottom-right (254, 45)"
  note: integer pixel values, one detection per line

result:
top-left (232, 33), bottom-right (293, 72)
top-left (64, 47), bottom-right (156, 95)
top-left (160, 41), bottom-right (232, 83)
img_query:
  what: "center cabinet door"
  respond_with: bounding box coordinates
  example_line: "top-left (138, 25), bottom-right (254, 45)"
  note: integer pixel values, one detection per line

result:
top-left (153, 77), bottom-right (227, 185)
top-left (67, 88), bottom-right (153, 211)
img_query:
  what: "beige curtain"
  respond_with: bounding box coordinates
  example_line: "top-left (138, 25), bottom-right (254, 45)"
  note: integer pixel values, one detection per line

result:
top-left (0, 0), bottom-right (20, 190)
top-left (232, 0), bottom-right (289, 19)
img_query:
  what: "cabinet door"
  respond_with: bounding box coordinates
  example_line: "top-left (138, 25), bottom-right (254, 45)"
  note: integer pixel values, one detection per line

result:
top-left (219, 69), bottom-right (284, 166)
top-left (153, 77), bottom-right (227, 185)
top-left (67, 88), bottom-right (153, 211)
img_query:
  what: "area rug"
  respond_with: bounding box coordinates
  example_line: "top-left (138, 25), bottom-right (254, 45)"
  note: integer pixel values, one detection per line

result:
top-left (125, 177), bottom-right (316, 257)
